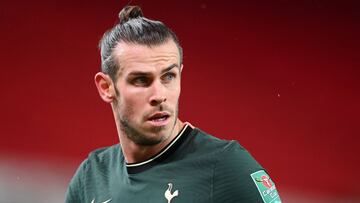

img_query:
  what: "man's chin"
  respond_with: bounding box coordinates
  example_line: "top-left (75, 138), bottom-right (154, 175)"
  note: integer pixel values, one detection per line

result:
top-left (148, 125), bottom-right (167, 133)
top-left (135, 136), bottom-right (163, 146)
top-left (148, 126), bottom-right (168, 137)
top-left (137, 126), bottom-right (174, 146)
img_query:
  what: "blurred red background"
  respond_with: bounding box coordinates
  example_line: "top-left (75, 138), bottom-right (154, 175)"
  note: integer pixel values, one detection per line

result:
top-left (1, 0), bottom-right (359, 202)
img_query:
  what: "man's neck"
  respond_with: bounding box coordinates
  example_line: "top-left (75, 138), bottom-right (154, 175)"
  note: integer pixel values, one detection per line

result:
top-left (119, 119), bottom-right (184, 164)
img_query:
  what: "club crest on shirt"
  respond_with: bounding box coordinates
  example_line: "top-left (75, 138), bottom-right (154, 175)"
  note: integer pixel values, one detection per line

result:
top-left (251, 170), bottom-right (282, 203)
top-left (164, 183), bottom-right (179, 203)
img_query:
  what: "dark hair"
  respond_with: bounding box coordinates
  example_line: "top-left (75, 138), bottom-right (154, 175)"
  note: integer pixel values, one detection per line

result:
top-left (99, 6), bottom-right (183, 81)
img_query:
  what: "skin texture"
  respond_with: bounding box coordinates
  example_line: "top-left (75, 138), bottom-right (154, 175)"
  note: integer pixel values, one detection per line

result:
top-left (95, 40), bottom-right (184, 164)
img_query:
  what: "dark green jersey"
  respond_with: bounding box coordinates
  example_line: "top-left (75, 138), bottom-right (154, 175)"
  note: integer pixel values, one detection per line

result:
top-left (66, 124), bottom-right (281, 203)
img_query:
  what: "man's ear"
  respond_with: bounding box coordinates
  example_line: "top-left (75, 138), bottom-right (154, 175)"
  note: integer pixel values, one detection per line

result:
top-left (180, 64), bottom-right (183, 72)
top-left (94, 72), bottom-right (116, 103)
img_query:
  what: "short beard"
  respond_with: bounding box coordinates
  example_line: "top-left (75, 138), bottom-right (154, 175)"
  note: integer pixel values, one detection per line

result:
top-left (120, 117), bottom-right (166, 146)
top-left (116, 103), bottom-right (179, 146)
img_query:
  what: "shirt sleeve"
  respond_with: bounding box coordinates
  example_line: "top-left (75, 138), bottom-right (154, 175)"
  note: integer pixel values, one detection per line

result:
top-left (65, 159), bottom-right (88, 203)
top-left (212, 141), bottom-right (282, 203)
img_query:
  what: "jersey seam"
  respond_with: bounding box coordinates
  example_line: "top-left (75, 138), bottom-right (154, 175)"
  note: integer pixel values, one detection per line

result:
top-left (212, 140), bottom-right (238, 203)
top-left (211, 154), bottom-right (216, 203)
top-left (81, 159), bottom-right (90, 202)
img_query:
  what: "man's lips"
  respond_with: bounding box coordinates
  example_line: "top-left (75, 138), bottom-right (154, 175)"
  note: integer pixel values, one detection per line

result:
top-left (148, 112), bottom-right (170, 121)
top-left (147, 112), bottom-right (171, 127)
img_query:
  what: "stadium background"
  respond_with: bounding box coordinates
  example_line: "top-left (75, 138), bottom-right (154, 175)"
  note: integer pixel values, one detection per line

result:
top-left (1, 0), bottom-right (359, 202)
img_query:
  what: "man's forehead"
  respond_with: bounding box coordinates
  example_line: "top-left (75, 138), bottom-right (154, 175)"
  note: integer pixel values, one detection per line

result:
top-left (113, 41), bottom-right (181, 74)
top-left (113, 41), bottom-right (180, 61)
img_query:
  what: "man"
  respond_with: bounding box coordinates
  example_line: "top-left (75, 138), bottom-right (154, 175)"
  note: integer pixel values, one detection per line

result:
top-left (66, 5), bottom-right (282, 203)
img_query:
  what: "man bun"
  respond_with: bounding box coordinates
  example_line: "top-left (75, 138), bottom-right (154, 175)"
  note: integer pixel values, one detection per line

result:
top-left (118, 6), bottom-right (143, 24)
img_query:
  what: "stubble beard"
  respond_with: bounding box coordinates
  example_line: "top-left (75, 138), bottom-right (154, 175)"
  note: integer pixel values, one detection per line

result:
top-left (117, 103), bottom-right (179, 146)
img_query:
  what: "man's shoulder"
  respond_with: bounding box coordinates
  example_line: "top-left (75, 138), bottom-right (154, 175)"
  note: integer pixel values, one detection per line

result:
top-left (194, 129), bottom-right (282, 203)
top-left (80, 144), bottom-right (121, 172)
top-left (191, 127), bottom-right (247, 154)
top-left (88, 144), bottom-right (120, 159)
top-left (65, 144), bottom-right (122, 203)
top-left (191, 127), bottom-right (262, 170)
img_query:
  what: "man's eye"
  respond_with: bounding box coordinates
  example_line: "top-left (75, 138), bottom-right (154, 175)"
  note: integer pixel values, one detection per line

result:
top-left (132, 77), bottom-right (149, 86)
top-left (163, 73), bottom-right (176, 82)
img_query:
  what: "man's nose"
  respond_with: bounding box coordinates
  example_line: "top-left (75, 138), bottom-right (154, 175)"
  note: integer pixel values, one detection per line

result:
top-left (149, 81), bottom-right (167, 106)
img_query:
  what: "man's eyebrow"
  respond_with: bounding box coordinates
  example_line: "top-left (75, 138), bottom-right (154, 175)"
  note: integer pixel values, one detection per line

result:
top-left (128, 71), bottom-right (149, 76)
top-left (128, 64), bottom-right (179, 76)
top-left (161, 63), bottom-right (179, 74)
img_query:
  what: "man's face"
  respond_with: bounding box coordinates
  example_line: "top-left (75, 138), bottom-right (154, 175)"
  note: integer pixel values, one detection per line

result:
top-left (112, 40), bottom-right (182, 146)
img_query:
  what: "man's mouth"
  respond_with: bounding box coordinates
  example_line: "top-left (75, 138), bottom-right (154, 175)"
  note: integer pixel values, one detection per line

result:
top-left (149, 113), bottom-right (169, 121)
top-left (148, 112), bottom-right (170, 125)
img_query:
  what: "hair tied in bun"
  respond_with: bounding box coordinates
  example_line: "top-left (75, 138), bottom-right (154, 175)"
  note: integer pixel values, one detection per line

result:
top-left (118, 6), bottom-right (143, 24)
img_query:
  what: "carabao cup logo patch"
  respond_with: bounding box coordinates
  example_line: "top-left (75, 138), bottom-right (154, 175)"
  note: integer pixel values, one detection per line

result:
top-left (251, 170), bottom-right (281, 203)
top-left (259, 175), bottom-right (272, 189)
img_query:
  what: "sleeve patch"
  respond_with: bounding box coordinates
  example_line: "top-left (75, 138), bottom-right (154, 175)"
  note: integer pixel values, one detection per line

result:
top-left (250, 170), bottom-right (282, 203)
